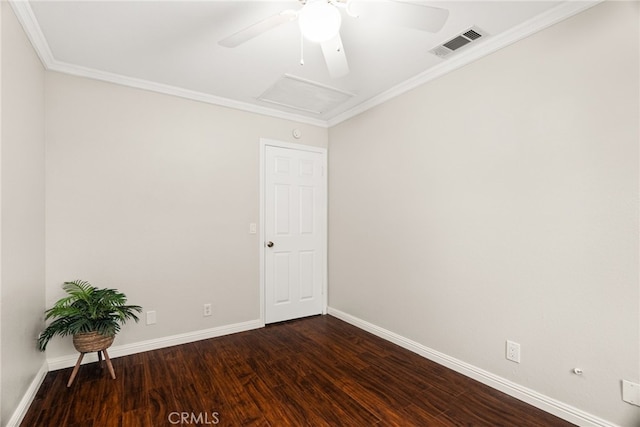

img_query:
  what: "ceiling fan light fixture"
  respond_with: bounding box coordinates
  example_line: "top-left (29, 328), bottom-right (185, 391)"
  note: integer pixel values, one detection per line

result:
top-left (298, 1), bottom-right (342, 43)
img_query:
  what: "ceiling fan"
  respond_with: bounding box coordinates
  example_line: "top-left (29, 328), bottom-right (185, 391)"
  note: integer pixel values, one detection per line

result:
top-left (218, 0), bottom-right (449, 78)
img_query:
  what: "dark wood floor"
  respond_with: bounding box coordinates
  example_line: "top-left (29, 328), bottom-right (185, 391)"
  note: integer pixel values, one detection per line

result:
top-left (22, 315), bottom-right (574, 426)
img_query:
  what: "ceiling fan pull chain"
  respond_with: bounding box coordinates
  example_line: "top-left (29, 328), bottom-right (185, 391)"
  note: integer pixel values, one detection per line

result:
top-left (300, 33), bottom-right (305, 66)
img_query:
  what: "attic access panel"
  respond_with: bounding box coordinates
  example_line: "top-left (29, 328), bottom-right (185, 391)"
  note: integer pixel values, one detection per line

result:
top-left (258, 75), bottom-right (355, 115)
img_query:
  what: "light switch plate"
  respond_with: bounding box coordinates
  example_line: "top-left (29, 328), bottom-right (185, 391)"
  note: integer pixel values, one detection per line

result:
top-left (622, 380), bottom-right (640, 406)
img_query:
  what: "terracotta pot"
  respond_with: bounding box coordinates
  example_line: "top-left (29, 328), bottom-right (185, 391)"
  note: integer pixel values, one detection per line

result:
top-left (72, 331), bottom-right (114, 353)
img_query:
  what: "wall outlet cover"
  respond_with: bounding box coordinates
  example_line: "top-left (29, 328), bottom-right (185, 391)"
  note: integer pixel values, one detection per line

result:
top-left (204, 303), bottom-right (212, 317)
top-left (506, 340), bottom-right (521, 363)
top-left (146, 310), bottom-right (157, 325)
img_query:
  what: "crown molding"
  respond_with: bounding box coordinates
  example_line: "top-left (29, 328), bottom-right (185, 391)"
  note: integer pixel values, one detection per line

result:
top-left (326, 0), bottom-right (603, 127)
top-left (45, 60), bottom-right (330, 128)
top-left (10, 0), bottom-right (602, 129)
top-left (9, 0), bottom-right (55, 66)
top-left (8, 0), bottom-right (329, 128)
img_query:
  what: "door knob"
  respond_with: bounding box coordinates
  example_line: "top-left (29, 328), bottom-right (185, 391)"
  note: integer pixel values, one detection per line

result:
top-left (266, 241), bottom-right (274, 248)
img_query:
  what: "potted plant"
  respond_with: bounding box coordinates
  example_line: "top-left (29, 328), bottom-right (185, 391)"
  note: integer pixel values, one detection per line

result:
top-left (38, 280), bottom-right (142, 386)
top-left (38, 280), bottom-right (142, 352)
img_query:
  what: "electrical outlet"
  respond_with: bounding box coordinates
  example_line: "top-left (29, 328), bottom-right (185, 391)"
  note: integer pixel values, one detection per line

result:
top-left (506, 340), bottom-right (521, 363)
top-left (146, 310), bottom-right (157, 325)
top-left (203, 303), bottom-right (212, 317)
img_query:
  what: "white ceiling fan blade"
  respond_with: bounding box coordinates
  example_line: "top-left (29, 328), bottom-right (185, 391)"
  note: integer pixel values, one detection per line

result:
top-left (321, 33), bottom-right (350, 78)
top-left (348, 0), bottom-right (449, 33)
top-left (219, 10), bottom-right (297, 48)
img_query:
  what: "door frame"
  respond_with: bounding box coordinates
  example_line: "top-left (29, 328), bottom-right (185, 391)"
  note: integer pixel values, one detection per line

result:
top-left (259, 138), bottom-right (328, 325)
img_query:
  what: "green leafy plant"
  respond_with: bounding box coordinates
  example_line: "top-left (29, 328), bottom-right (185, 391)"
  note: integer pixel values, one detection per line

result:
top-left (38, 280), bottom-right (142, 351)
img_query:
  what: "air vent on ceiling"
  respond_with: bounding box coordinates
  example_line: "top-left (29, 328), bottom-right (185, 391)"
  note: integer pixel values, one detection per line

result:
top-left (430, 26), bottom-right (488, 58)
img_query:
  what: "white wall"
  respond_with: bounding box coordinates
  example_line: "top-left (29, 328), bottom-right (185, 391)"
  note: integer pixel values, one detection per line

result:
top-left (44, 71), bottom-right (328, 358)
top-left (4, 0), bottom-right (638, 425)
top-left (328, 1), bottom-right (639, 425)
top-left (0, 2), bottom-right (46, 424)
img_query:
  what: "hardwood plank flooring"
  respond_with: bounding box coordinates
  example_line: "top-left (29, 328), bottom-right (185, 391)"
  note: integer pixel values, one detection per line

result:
top-left (21, 315), bottom-right (575, 426)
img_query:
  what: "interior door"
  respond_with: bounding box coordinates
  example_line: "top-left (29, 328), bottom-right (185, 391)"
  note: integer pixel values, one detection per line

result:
top-left (264, 144), bottom-right (326, 324)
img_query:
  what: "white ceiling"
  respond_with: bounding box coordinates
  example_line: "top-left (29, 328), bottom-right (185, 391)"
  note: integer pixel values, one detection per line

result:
top-left (12, 1), bottom-right (600, 126)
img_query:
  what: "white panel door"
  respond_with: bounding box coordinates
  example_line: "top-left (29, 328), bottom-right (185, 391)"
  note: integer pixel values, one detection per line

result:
top-left (264, 145), bottom-right (326, 324)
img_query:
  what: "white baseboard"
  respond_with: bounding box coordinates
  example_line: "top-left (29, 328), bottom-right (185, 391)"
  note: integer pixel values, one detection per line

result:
top-left (47, 318), bottom-right (264, 371)
top-left (6, 361), bottom-right (48, 427)
top-left (8, 319), bottom-right (263, 425)
top-left (327, 307), bottom-right (616, 427)
top-left (15, 313), bottom-right (617, 427)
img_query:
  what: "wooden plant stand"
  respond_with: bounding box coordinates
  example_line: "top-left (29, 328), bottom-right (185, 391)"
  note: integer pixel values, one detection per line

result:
top-left (67, 332), bottom-right (116, 387)
top-left (67, 348), bottom-right (116, 387)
